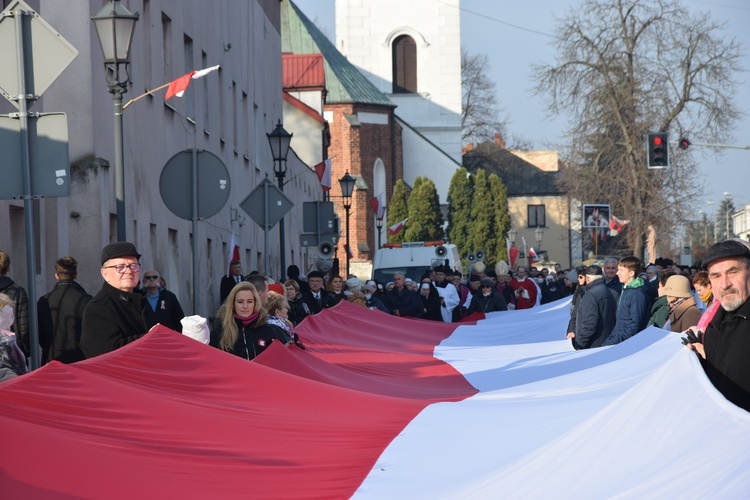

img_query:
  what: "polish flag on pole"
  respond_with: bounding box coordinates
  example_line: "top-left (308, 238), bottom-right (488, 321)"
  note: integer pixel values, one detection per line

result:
top-left (528, 247), bottom-right (538, 266)
top-left (388, 218), bottom-right (408, 235)
top-left (165, 65), bottom-right (221, 100)
top-left (314, 158), bottom-right (332, 192)
top-left (226, 231), bottom-right (240, 277)
top-left (609, 214), bottom-right (630, 237)
top-left (369, 193), bottom-right (385, 219)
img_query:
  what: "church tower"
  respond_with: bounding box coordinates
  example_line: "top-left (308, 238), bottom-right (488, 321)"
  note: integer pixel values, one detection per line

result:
top-left (335, 0), bottom-right (462, 202)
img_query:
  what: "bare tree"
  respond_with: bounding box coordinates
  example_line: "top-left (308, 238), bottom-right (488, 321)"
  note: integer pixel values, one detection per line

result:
top-left (462, 49), bottom-right (508, 146)
top-left (533, 0), bottom-right (743, 259)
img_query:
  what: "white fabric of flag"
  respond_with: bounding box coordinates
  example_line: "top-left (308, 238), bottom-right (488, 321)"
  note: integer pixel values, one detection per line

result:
top-left (355, 300), bottom-right (750, 499)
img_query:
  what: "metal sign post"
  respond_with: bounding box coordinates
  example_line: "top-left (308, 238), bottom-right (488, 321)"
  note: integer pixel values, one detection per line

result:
top-left (0, 1), bottom-right (78, 369)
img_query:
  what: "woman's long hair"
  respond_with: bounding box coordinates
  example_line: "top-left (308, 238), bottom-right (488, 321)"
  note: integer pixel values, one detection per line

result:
top-left (219, 282), bottom-right (268, 351)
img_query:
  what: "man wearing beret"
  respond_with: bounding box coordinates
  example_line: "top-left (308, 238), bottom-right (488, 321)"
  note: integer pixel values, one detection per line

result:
top-left (80, 242), bottom-right (148, 358)
top-left (301, 270), bottom-right (329, 315)
top-left (686, 240), bottom-right (750, 412)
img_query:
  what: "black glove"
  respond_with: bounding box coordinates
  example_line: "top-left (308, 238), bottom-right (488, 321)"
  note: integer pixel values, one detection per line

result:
top-left (292, 332), bottom-right (306, 350)
top-left (681, 329), bottom-right (701, 345)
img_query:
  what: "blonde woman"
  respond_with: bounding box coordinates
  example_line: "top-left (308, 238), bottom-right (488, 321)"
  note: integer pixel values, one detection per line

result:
top-left (209, 282), bottom-right (288, 361)
top-left (284, 279), bottom-right (309, 326)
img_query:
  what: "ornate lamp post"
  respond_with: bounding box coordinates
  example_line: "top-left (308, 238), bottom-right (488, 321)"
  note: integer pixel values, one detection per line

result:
top-left (267, 121), bottom-right (293, 278)
top-left (534, 225), bottom-right (544, 248)
top-left (92, 0), bottom-right (139, 242)
top-left (375, 217), bottom-right (384, 249)
top-left (338, 172), bottom-right (356, 277)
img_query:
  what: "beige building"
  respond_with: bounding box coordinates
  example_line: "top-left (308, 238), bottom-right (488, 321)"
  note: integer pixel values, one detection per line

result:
top-left (463, 137), bottom-right (573, 268)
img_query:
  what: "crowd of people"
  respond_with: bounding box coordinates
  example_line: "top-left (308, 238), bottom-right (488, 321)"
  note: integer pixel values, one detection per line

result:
top-left (1, 239), bottom-right (748, 414)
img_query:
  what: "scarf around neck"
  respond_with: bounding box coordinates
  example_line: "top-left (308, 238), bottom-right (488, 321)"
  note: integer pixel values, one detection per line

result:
top-left (234, 312), bottom-right (259, 327)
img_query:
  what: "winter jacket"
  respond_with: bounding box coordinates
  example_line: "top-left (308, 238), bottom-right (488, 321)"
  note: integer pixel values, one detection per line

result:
top-left (287, 294), bottom-right (310, 326)
top-left (567, 286), bottom-right (585, 334)
top-left (667, 297), bottom-right (701, 333)
top-left (383, 287), bottom-right (423, 318)
top-left (210, 316), bottom-right (288, 361)
top-left (37, 279), bottom-right (92, 364)
top-left (0, 276), bottom-right (30, 357)
top-left (80, 282), bottom-right (148, 359)
top-left (575, 278), bottom-right (617, 349)
top-left (142, 288), bottom-right (185, 332)
top-left (419, 285), bottom-right (444, 321)
top-left (702, 297), bottom-right (750, 412)
top-left (301, 289), bottom-right (329, 315)
top-left (646, 295), bottom-right (670, 328)
top-left (467, 290), bottom-right (508, 314)
top-left (602, 277), bottom-right (652, 346)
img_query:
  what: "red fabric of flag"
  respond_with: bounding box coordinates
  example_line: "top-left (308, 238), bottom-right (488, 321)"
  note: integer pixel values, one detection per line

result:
top-left (165, 71), bottom-right (195, 100)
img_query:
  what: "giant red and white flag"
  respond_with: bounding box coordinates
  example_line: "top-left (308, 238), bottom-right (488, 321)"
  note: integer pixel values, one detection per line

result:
top-left (314, 158), bottom-right (332, 191)
top-left (388, 217), bottom-right (407, 235)
top-left (226, 231), bottom-right (240, 277)
top-left (165, 65), bottom-right (221, 100)
top-left (3, 302), bottom-right (749, 498)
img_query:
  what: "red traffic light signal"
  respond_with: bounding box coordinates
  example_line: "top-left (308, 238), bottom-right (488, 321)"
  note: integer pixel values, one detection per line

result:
top-left (678, 138), bottom-right (690, 150)
top-left (647, 132), bottom-right (669, 169)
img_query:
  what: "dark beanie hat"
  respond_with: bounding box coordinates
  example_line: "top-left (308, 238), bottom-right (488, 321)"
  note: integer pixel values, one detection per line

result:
top-left (101, 242), bottom-right (141, 265)
top-left (469, 274), bottom-right (481, 282)
top-left (307, 270), bottom-right (324, 280)
top-left (702, 240), bottom-right (750, 270)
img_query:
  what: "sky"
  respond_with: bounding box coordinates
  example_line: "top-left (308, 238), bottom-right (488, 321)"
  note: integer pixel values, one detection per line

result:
top-left (293, 0), bottom-right (750, 219)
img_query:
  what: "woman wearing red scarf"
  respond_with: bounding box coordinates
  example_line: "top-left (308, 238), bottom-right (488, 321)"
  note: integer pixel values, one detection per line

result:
top-left (210, 282), bottom-right (289, 360)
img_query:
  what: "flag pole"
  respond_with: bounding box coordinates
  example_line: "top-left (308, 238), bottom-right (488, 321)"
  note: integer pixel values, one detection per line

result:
top-left (122, 82), bottom-right (172, 111)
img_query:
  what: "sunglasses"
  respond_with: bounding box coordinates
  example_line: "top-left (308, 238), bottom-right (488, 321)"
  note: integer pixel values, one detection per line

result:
top-left (144, 275), bottom-right (159, 280)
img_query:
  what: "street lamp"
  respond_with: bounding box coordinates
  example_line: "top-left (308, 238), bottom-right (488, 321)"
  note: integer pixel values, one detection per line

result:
top-left (723, 191), bottom-right (732, 240)
top-left (375, 217), bottom-right (384, 249)
top-left (92, 0), bottom-right (139, 242)
top-left (339, 171), bottom-right (356, 277)
top-left (267, 121), bottom-right (293, 278)
top-left (534, 226), bottom-right (544, 248)
top-left (507, 227), bottom-right (517, 244)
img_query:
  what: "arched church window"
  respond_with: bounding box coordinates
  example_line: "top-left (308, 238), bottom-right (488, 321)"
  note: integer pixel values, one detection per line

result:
top-left (392, 35), bottom-right (417, 93)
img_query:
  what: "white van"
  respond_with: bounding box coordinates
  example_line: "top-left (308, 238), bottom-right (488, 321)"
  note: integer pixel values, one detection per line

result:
top-left (371, 241), bottom-right (462, 284)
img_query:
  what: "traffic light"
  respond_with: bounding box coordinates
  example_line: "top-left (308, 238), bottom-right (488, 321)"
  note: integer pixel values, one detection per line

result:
top-left (678, 137), bottom-right (690, 150)
top-left (647, 132), bottom-right (669, 169)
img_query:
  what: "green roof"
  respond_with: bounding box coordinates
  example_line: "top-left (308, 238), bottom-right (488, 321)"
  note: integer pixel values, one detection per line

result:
top-left (282, 1), bottom-right (394, 107)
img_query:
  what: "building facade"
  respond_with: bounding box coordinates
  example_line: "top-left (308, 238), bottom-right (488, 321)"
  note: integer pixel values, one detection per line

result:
top-left (335, 0), bottom-right (463, 202)
top-left (463, 138), bottom-right (573, 268)
top-left (0, 0), bottom-right (322, 319)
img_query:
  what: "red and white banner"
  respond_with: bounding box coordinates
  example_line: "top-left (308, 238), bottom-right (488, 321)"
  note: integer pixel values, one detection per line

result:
top-left (2, 302), bottom-right (749, 498)
top-left (226, 231), bottom-right (240, 277)
top-left (507, 239), bottom-right (519, 269)
top-left (388, 217), bottom-right (407, 235)
top-left (314, 158), bottom-right (332, 192)
top-left (528, 247), bottom-right (538, 266)
top-left (609, 214), bottom-right (630, 236)
top-left (165, 65), bottom-right (220, 100)
top-left (369, 193), bottom-right (385, 220)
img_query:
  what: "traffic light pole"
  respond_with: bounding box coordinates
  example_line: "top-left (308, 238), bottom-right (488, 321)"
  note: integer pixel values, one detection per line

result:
top-left (680, 141), bottom-right (750, 151)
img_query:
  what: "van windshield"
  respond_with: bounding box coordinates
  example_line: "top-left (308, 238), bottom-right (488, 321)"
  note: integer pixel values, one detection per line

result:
top-left (373, 266), bottom-right (432, 285)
